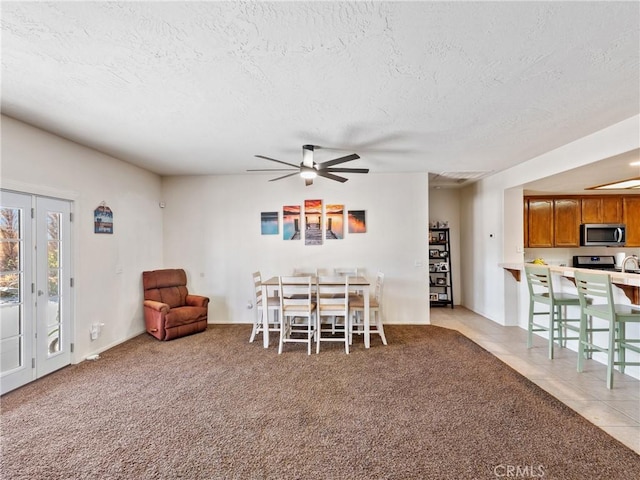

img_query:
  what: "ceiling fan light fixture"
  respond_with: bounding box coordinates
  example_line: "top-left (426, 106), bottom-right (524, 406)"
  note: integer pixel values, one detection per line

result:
top-left (300, 169), bottom-right (317, 179)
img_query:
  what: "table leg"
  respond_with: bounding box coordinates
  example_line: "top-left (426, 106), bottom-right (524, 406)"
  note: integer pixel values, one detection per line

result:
top-left (261, 283), bottom-right (269, 348)
top-left (364, 284), bottom-right (370, 349)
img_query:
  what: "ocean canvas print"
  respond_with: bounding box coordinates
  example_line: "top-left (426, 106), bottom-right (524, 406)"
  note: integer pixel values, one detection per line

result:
top-left (304, 199), bottom-right (323, 245)
top-left (325, 204), bottom-right (344, 239)
top-left (260, 211), bottom-right (278, 235)
top-left (348, 210), bottom-right (366, 233)
top-left (283, 205), bottom-right (301, 240)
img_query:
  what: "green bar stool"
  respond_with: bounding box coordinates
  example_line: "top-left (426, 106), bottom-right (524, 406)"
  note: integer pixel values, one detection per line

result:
top-left (574, 270), bottom-right (640, 389)
top-left (524, 265), bottom-right (581, 359)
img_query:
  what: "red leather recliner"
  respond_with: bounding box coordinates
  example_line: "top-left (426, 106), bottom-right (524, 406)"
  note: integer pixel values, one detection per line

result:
top-left (142, 269), bottom-right (209, 341)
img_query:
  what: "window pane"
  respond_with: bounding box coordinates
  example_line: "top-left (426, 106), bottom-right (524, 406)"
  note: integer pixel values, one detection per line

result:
top-left (47, 325), bottom-right (60, 355)
top-left (48, 269), bottom-right (59, 300)
top-left (0, 208), bottom-right (20, 240)
top-left (48, 241), bottom-right (59, 268)
top-left (0, 241), bottom-right (20, 272)
top-left (0, 304), bottom-right (21, 338)
top-left (47, 212), bottom-right (60, 241)
top-left (0, 273), bottom-right (20, 304)
top-left (0, 337), bottom-right (22, 371)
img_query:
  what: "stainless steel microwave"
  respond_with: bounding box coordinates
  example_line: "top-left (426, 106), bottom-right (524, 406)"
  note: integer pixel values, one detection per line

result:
top-left (580, 224), bottom-right (626, 247)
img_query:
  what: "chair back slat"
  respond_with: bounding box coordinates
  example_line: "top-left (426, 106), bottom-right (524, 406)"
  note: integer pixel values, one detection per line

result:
top-left (574, 270), bottom-right (616, 321)
top-left (316, 276), bottom-right (349, 315)
top-left (279, 276), bottom-right (314, 310)
top-left (524, 265), bottom-right (553, 299)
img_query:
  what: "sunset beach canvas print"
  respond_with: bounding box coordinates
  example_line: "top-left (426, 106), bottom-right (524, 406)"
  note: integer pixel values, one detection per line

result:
top-left (304, 199), bottom-right (323, 245)
top-left (282, 205), bottom-right (301, 240)
top-left (348, 210), bottom-right (366, 233)
top-left (325, 204), bottom-right (344, 239)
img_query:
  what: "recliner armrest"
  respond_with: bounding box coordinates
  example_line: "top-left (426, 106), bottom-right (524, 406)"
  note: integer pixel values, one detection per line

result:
top-left (144, 300), bottom-right (170, 313)
top-left (186, 295), bottom-right (209, 308)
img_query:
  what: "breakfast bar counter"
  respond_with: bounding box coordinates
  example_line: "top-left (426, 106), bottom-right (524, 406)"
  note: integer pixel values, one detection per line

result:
top-left (500, 263), bottom-right (640, 304)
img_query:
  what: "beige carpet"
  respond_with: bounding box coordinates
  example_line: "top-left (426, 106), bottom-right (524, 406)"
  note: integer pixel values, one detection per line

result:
top-left (1, 325), bottom-right (639, 479)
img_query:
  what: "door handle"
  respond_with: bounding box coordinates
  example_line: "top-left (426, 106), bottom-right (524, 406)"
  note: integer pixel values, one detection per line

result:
top-left (38, 290), bottom-right (44, 296)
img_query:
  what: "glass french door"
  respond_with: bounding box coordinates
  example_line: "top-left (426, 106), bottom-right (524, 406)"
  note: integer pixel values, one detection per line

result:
top-left (0, 191), bottom-right (72, 394)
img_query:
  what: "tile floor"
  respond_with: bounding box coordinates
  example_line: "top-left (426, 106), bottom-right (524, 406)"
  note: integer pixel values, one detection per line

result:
top-left (429, 306), bottom-right (640, 454)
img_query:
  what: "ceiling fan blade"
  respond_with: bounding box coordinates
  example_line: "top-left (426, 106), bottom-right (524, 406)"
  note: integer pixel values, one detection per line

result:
top-left (255, 155), bottom-right (299, 168)
top-left (305, 178), bottom-right (313, 186)
top-left (269, 172), bottom-right (299, 182)
top-left (323, 167), bottom-right (369, 174)
top-left (247, 168), bottom-right (297, 172)
top-left (317, 171), bottom-right (348, 183)
top-left (317, 153), bottom-right (360, 168)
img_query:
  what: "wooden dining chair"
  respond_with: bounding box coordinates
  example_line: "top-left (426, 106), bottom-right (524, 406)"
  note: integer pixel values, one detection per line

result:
top-left (349, 271), bottom-right (387, 346)
top-left (315, 276), bottom-right (350, 354)
top-left (249, 271), bottom-right (280, 344)
top-left (278, 276), bottom-right (317, 355)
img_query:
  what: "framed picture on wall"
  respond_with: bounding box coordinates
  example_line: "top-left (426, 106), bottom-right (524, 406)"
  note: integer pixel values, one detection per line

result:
top-left (283, 205), bottom-right (301, 240)
top-left (304, 199), bottom-right (323, 245)
top-left (347, 210), bottom-right (366, 233)
top-left (260, 211), bottom-right (278, 235)
top-left (325, 204), bottom-right (344, 239)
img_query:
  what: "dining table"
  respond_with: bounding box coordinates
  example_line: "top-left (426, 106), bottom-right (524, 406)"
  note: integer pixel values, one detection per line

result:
top-left (260, 276), bottom-right (371, 349)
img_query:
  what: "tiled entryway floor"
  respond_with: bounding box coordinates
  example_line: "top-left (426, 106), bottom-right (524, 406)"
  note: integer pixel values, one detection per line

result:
top-left (430, 307), bottom-right (640, 454)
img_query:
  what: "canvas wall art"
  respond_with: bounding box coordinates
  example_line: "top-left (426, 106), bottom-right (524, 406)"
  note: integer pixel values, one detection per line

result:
top-left (260, 211), bottom-right (278, 235)
top-left (304, 199), bottom-right (323, 245)
top-left (325, 204), bottom-right (344, 239)
top-left (282, 205), bottom-right (301, 240)
top-left (348, 210), bottom-right (366, 233)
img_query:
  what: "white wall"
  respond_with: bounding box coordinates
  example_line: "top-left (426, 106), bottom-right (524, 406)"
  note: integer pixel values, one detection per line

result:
top-left (161, 173), bottom-right (430, 325)
top-left (1, 115), bottom-right (164, 362)
top-left (428, 188), bottom-right (461, 304)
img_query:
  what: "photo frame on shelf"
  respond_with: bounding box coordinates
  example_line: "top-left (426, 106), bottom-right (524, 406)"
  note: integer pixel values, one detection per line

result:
top-left (429, 249), bottom-right (440, 258)
top-left (439, 251), bottom-right (449, 258)
top-left (438, 293), bottom-right (448, 301)
top-left (436, 278), bottom-right (446, 286)
top-left (438, 232), bottom-right (446, 242)
top-left (435, 262), bottom-right (449, 272)
top-left (429, 293), bottom-right (438, 301)
top-left (429, 264), bottom-right (436, 272)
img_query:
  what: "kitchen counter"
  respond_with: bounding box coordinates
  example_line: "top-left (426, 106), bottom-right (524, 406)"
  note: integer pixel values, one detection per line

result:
top-left (500, 263), bottom-right (640, 303)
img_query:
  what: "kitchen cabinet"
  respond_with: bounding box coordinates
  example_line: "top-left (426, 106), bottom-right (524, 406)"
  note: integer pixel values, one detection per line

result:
top-left (623, 196), bottom-right (640, 247)
top-left (526, 198), bottom-right (553, 247)
top-left (581, 197), bottom-right (622, 223)
top-left (554, 198), bottom-right (580, 247)
top-left (429, 228), bottom-right (453, 308)
top-left (525, 194), bottom-right (638, 248)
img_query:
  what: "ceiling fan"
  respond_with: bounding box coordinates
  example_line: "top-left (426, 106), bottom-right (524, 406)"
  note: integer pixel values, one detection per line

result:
top-left (248, 144), bottom-right (369, 186)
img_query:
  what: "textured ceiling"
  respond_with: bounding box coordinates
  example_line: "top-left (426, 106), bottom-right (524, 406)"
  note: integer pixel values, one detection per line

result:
top-left (1, 1), bottom-right (639, 184)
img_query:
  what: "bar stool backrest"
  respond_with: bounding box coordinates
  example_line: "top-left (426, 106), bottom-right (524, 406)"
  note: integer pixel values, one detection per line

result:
top-left (574, 270), bottom-right (616, 321)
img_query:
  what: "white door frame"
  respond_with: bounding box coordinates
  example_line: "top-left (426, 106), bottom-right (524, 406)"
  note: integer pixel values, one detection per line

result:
top-left (0, 190), bottom-right (74, 394)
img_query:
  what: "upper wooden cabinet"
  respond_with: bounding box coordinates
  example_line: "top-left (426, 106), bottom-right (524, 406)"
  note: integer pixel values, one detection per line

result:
top-left (554, 198), bottom-right (580, 247)
top-left (623, 196), bottom-right (640, 247)
top-left (581, 197), bottom-right (622, 224)
top-left (524, 195), bottom-right (636, 248)
top-left (526, 198), bottom-right (554, 247)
